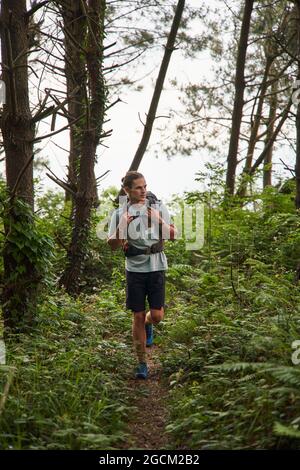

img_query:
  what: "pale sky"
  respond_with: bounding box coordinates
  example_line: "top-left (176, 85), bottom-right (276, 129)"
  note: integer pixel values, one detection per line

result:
top-left (1, 0), bottom-right (294, 204)
top-left (33, 0), bottom-right (215, 204)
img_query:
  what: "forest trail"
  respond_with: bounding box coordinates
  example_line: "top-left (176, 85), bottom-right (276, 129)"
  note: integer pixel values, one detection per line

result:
top-left (122, 344), bottom-right (171, 450)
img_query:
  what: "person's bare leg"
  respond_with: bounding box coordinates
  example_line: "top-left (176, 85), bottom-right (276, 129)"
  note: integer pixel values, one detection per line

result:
top-left (145, 307), bottom-right (164, 325)
top-left (132, 311), bottom-right (146, 363)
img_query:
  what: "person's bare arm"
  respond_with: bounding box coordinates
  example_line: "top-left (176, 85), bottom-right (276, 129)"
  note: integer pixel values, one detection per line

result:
top-left (161, 221), bottom-right (177, 240)
top-left (147, 207), bottom-right (177, 240)
top-left (107, 212), bottom-right (135, 251)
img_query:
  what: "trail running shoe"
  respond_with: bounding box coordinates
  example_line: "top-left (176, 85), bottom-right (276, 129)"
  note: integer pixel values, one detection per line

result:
top-left (145, 323), bottom-right (154, 347)
top-left (135, 362), bottom-right (148, 379)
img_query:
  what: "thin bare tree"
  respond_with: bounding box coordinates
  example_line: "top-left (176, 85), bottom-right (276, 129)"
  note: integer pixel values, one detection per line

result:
top-left (225, 0), bottom-right (254, 195)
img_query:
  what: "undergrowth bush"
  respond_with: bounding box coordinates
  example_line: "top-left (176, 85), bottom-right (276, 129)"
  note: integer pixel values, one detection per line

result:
top-left (0, 287), bottom-right (134, 450)
top-left (160, 185), bottom-right (300, 450)
top-left (2, 179), bottom-right (300, 450)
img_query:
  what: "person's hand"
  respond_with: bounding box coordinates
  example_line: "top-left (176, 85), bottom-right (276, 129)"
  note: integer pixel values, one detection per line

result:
top-left (147, 207), bottom-right (163, 224)
top-left (118, 211), bottom-right (135, 230)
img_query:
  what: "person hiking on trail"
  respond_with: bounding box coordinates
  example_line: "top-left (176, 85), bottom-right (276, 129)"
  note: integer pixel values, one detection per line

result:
top-left (107, 171), bottom-right (176, 379)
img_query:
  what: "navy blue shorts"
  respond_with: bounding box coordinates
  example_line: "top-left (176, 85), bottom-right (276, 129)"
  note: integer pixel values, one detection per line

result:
top-left (125, 270), bottom-right (165, 312)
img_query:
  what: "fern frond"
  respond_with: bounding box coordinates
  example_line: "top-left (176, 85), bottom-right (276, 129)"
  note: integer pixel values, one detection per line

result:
top-left (274, 422), bottom-right (300, 439)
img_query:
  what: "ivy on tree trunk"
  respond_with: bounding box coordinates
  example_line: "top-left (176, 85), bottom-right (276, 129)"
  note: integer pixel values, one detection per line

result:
top-left (0, 0), bottom-right (39, 335)
top-left (60, 0), bottom-right (107, 295)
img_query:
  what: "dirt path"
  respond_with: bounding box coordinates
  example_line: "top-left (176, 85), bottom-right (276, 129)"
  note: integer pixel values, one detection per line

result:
top-left (123, 344), bottom-right (171, 450)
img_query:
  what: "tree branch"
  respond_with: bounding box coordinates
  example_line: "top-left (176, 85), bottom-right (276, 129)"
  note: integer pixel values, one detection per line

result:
top-left (46, 173), bottom-right (76, 196)
top-left (25, 1), bottom-right (52, 18)
top-left (31, 114), bottom-right (84, 143)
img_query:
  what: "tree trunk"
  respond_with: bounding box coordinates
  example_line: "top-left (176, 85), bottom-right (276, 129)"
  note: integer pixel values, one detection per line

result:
top-left (61, 0), bottom-right (98, 208)
top-left (295, 0), bottom-right (300, 209)
top-left (263, 76), bottom-right (277, 188)
top-left (61, 0), bottom-right (87, 203)
top-left (0, 0), bottom-right (37, 334)
top-left (115, 0), bottom-right (185, 202)
top-left (237, 55), bottom-right (273, 197)
top-left (296, 94), bottom-right (300, 209)
top-left (129, 0), bottom-right (185, 171)
top-left (225, 0), bottom-right (254, 195)
top-left (60, 0), bottom-right (106, 294)
top-left (248, 98), bottom-right (292, 177)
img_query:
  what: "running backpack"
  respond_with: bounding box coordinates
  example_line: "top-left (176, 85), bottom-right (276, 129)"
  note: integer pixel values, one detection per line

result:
top-left (116, 191), bottom-right (164, 257)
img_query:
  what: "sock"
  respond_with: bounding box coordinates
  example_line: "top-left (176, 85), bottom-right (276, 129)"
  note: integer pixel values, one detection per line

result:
top-left (134, 339), bottom-right (146, 364)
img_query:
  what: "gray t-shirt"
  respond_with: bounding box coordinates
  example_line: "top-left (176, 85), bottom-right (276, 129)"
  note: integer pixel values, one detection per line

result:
top-left (108, 200), bottom-right (171, 272)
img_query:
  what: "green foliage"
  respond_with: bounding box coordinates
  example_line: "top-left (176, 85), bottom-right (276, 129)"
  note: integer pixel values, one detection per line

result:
top-left (35, 188), bottom-right (124, 291)
top-left (3, 200), bottom-right (55, 281)
top-left (36, 190), bottom-right (72, 275)
top-left (2, 179), bottom-right (300, 449)
top-left (0, 288), bottom-right (134, 450)
top-left (80, 188), bottom-right (125, 291)
top-left (0, 187), bottom-right (56, 329)
top-left (158, 184), bottom-right (300, 450)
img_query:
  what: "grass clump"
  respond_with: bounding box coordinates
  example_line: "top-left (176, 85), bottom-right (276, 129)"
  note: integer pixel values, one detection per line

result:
top-left (0, 286), bottom-right (135, 450)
